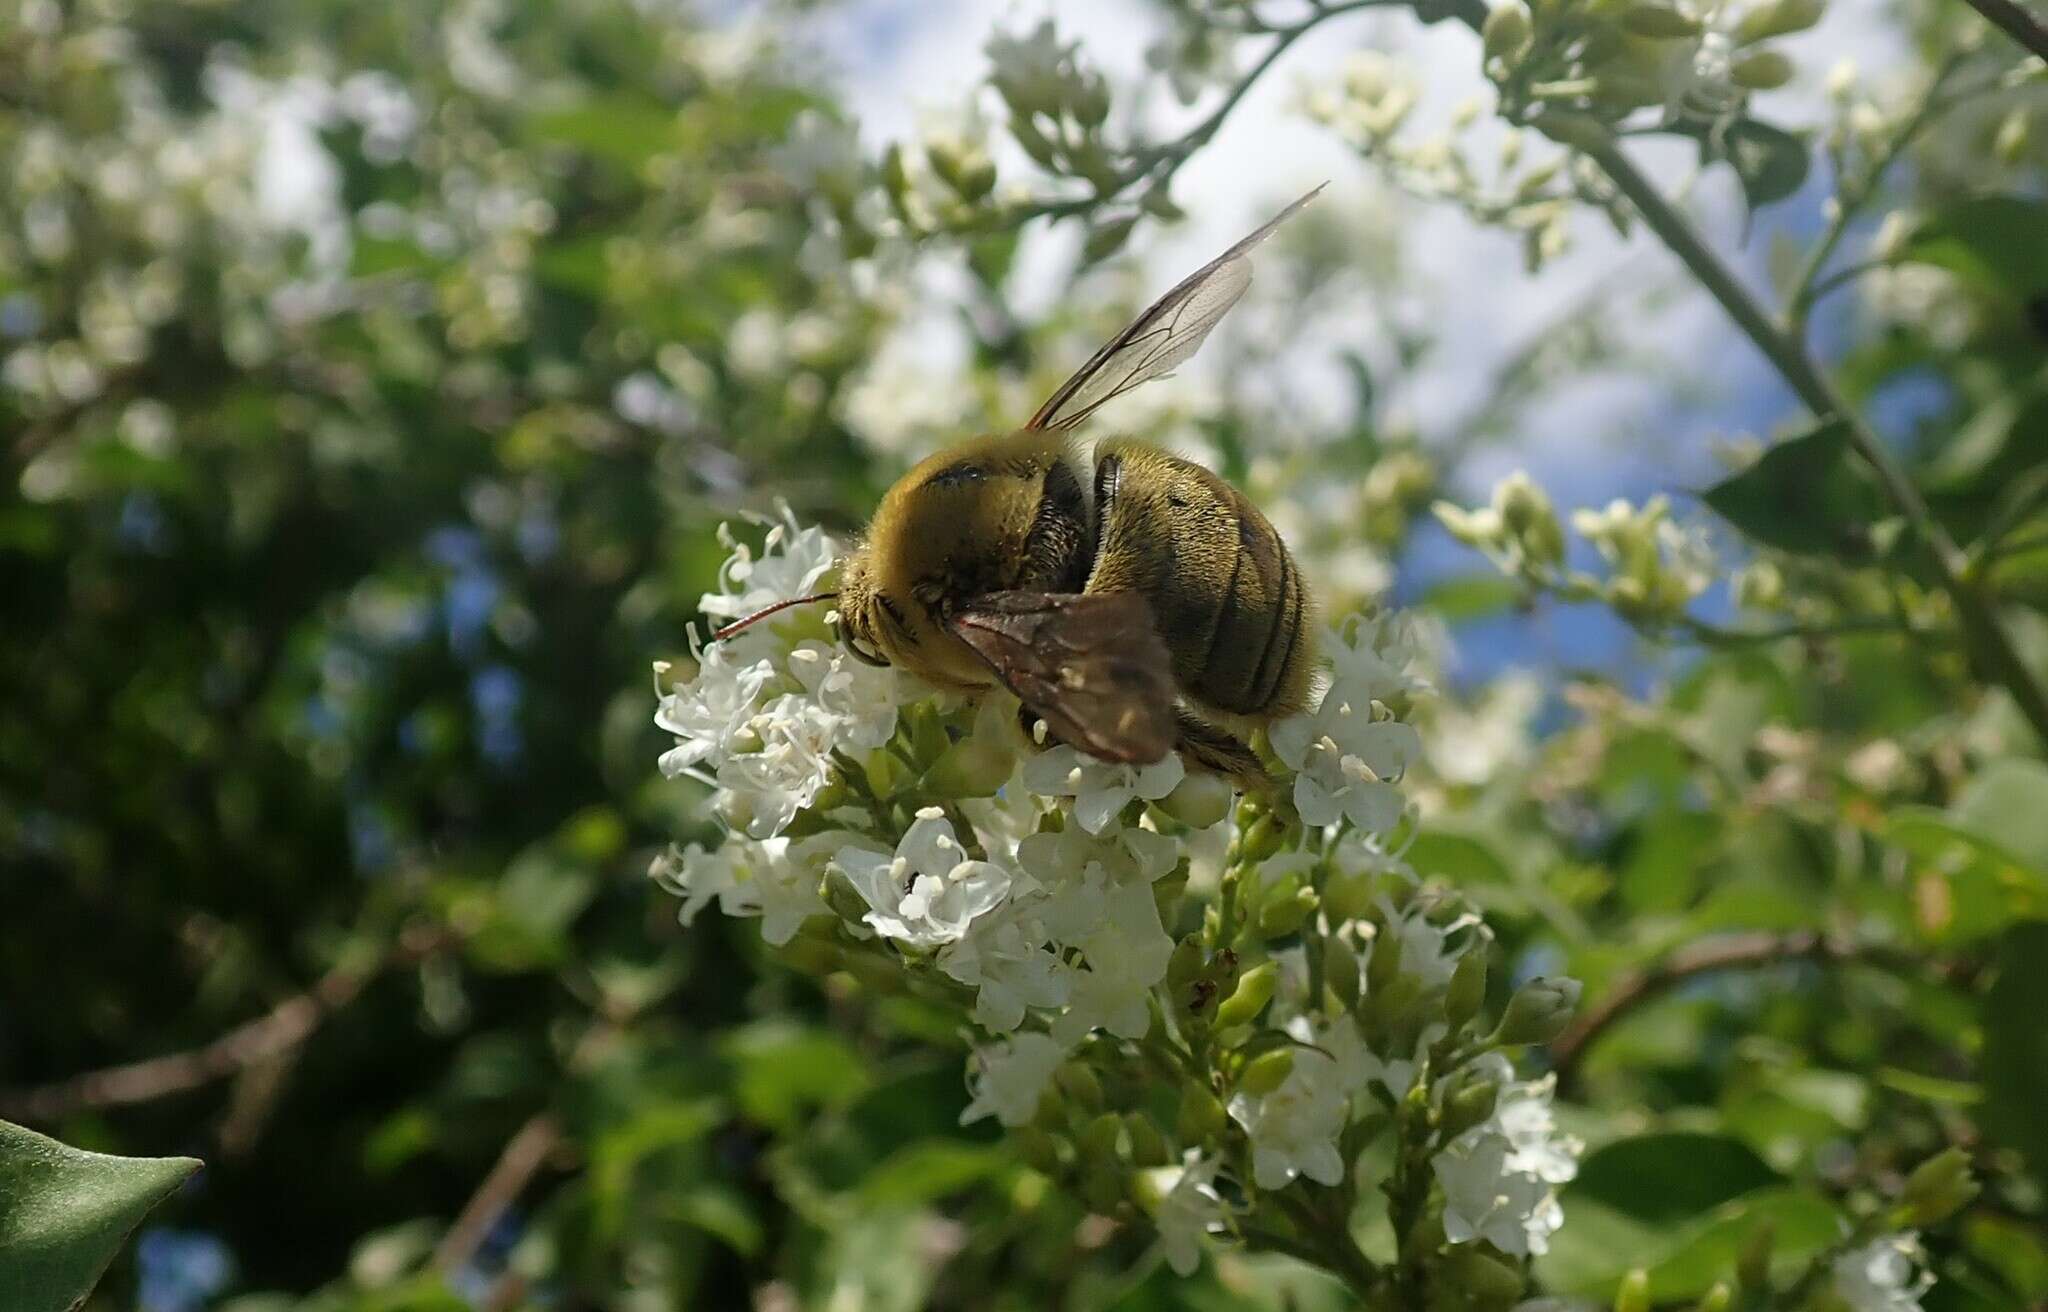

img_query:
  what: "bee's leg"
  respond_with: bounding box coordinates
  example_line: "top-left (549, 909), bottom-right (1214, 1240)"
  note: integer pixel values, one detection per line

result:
top-left (1172, 708), bottom-right (1268, 788)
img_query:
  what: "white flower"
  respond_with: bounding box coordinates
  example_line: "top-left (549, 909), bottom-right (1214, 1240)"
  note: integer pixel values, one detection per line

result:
top-left (1434, 1058), bottom-right (1580, 1257)
top-left (1051, 879), bottom-right (1175, 1043)
top-left (1228, 1048), bottom-right (1351, 1190)
top-left (1021, 745), bottom-right (1184, 834)
top-left (716, 693), bottom-right (839, 839)
top-left (657, 835), bottom-right (832, 946)
top-left (941, 900), bottom-right (1069, 1032)
top-left (1285, 1014), bottom-right (1376, 1106)
top-left (1016, 816), bottom-right (1179, 885)
top-left (1372, 895), bottom-right (1482, 992)
top-left (833, 809), bottom-right (1011, 950)
top-left (1428, 672), bottom-right (1540, 786)
top-left (767, 109), bottom-right (865, 199)
top-left (786, 640), bottom-right (905, 750)
top-left (1270, 677), bottom-right (1420, 833)
top-left (960, 1032), bottom-right (1068, 1128)
top-left (985, 20), bottom-right (1081, 116)
top-left (1832, 1233), bottom-right (1934, 1312)
top-left (698, 509), bottom-right (838, 632)
top-left (649, 841), bottom-right (737, 927)
top-left (1325, 613), bottom-right (1427, 702)
top-left (654, 646), bottom-right (774, 778)
top-left (1150, 1152), bottom-right (1229, 1276)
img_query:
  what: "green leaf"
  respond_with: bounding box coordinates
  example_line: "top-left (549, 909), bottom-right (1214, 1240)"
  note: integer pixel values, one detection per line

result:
top-left (1981, 921), bottom-right (2048, 1187)
top-left (1570, 1132), bottom-right (1781, 1223)
top-left (0, 1119), bottom-right (201, 1312)
top-left (719, 1020), bottom-right (872, 1133)
top-left (1699, 421), bottom-right (1881, 556)
top-left (1719, 119), bottom-right (1810, 213)
top-left (1952, 759), bottom-right (2048, 874)
top-left (1899, 196), bottom-right (2048, 302)
top-left (858, 1141), bottom-right (1007, 1206)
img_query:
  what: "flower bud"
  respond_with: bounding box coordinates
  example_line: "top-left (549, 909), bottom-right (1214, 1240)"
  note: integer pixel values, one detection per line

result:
top-left (1238, 813), bottom-right (1284, 864)
top-left (1081, 1162), bottom-right (1126, 1214)
top-left (1615, 1268), bottom-right (1650, 1312)
top-left (1167, 936), bottom-right (1207, 996)
top-left (1434, 501), bottom-right (1504, 547)
top-left (1896, 1147), bottom-right (1978, 1226)
top-left (1445, 949), bottom-right (1488, 1032)
top-left (1257, 884), bottom-right (1319, 939)
top-left (1483, 1), bottom-right (1535, 65)
top-left (1083, 214), bottom-right (1138, 263)
top-left (1730, 50), bottom-right (1795, 89)
top-left (1056, 1063), bottom-right (1105, 1113)
top-left (1621, 4), bottom-right (1703, 36)
top-left (1125, 1114), bottom-right (1171, 1167)
top-left (1733, 0), bottom-right (1824, 42)
top-left (1177, 1085), bottom-right (1228, 1145)
top-left (1693, 1282), bottom-right (1733, 1312)
top-left (1013, 1125), bottom-right (1069, 1174)
top-left (1995, 107), bottom-right (2029, 164)
top-left (1491, 975), bottom-right (1581, 1045)
top-left (1159, 771), bottom-right (1233, 828)
top-left (1439, 1246), bottom-right (1526, 1308)
top-left (924, 736), bottom-right (1012, 797)
top-left (1079, 1110), bottom-right (1126, 1162)
top-left (1326, 934), bottom-right (1363, 1012)
top-left (819, 868), bottom-right (872, 926)
top-left (1074, 72), bottom-right (1112, 127)
top-left (1214, 960), bottom-right (1278, 1029)
top-left (1736, 1218), bottom-right (1775, 1292)
top-left (1366, 925), bottom-right (1404, 995)
top-left (1535, 109), bottom-right (1613, 151)
top-left (1439, 1069), bottom-right (1500, 1139)
top-left (1239, 1047), bottom-right (1296, 1097)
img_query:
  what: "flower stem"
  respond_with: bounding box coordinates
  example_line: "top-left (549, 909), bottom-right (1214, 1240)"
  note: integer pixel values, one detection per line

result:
top-left (1569, 131), bottom-right (2048, 745)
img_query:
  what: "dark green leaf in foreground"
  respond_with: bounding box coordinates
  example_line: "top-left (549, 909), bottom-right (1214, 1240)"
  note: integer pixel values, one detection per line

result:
top-left (1981, 921), bottom-right (2048, 1186)
top-left (0, 1119), bottom-right (202, 1312)
top-left (1898, 196), bottom-right (2048, 303)
top-left (1700, 420), bottom-right (1881, 556)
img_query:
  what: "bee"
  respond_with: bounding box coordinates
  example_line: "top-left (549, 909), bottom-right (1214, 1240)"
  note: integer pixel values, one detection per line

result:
top-left (718, 186), bottom-right (1323, 781)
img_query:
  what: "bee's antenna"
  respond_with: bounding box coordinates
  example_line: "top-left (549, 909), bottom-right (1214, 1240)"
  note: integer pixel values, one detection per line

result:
top-left (710, 593), bottom-right (837, 642)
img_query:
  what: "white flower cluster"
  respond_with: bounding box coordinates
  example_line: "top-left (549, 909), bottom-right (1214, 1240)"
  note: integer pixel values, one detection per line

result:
top-left (652, 512), bottom-right (1578, 1283)
top-left (1832, 1233), bottom-right (1934, 1312)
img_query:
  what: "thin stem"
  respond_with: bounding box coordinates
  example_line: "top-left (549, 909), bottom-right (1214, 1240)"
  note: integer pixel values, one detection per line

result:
top-left (1572, 131), bottom-right (2048, 745)
top-left (1956, 0), bottom-right (2048, 60)
top-left (1672, 613), bottom-right (1928, 648)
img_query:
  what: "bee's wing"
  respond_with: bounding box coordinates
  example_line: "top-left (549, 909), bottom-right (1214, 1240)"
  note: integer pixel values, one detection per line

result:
top-left (948, 591), bottom-right (1177, 765)
top-left (1024, 183), bottom-right (1325, 432)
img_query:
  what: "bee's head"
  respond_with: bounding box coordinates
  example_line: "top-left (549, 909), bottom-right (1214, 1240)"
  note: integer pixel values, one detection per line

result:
top-left (835, 544), bottom-right (891, 668)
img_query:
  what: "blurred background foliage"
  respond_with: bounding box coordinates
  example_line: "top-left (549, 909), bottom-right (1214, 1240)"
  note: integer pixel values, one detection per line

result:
top-left (1, 0), bottom-right (2044, 1308)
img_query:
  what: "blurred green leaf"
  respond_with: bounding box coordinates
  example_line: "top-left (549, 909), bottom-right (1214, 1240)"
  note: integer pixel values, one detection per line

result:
top-left (721, 1020), bottom-right (872, 1132)
top-left (1980, 920), bottom-right (2048, 1186)
top-left (1899, 196), bottom-right (2048, 301)
top-left (1720, 119), bottom-right (1811, 213)
top-left (859, 1141), bottom-right (1008, 1207)
top-left (1423, 574), bottom-right (1523, 621)
top-left (0, 1119), bottom-right (201, 1312)
top-left (1700, 421), bottom-right (1881, 555)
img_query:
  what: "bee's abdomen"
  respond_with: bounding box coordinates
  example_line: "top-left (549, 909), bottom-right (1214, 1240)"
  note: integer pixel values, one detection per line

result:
top-left (1086, 442), bottom-right (1311, 719)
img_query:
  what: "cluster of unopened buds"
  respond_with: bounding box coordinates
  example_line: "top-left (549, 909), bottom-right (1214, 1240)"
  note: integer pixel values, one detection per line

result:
top-left (651, 510), bottom-right (1588, 1294)
top-left (1436, 472), bottom-right (1713, 626)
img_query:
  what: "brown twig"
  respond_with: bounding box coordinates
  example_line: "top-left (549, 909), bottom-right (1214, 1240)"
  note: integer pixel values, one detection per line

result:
top-left (0, 922), bottom-right (455, 1123)
top-left (1957, 0), bottom-right (2048, 60)
top-left (431, 1111), bottom-right (565, 1278)
top-left (1549, 931), bottom-right (1965, 1090)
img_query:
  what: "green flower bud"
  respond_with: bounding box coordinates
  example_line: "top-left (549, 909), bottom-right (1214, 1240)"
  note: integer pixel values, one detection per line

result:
top-left (1366, 926), bottom-right (1404, 996)
top-left (819, 868), bottom-right (872, 926)
top-left (1439, 1245), bottom-right (1526, 1308)
top-left (1896, 1147), bottom-right (1978, 1227)
top-left (880, 142), bottom-right (911, 200)
top-left (1736, 1218), bottom-right (1775, 1292)
top-left (1615, 1268), bottom-right (1650, 1312)
top-left (924, 735), bottom-right (1012, 798)
top-left (1240, 1047), bottom-right (1296, 1097)
top-left (1483, 1), bottom-right (1535, 65)
top-left (1079, 1110), bottom-right (1126, 1162)
top-left (1730, 49), bottom-right (1795, 89)
top-left (1491, 975), bottom-right (1581, 1045)
top-left (1126, 1114), bottom-right (1171, 1167)
top-left (1238, 813), bottom-right (1285, 864)
top-left (1326, 934), bottom-right (1363, 1012)
top-left (1536, 109), bottom-right (1614, 151)
top-left (1008, 114), bottom-right (1060, 169)
top-left (1159, 771), bottom-right (1233, 828)
top-left (1733, 0), bottom-right (1824, 42)
top-left (1621, 3), bottom-right (1702, 36)
top-left (1439, 1070), bottom-right (1500, 1139)
top-left (1215, 960), bottom-right (1278, 1029)
top-left (1056, 1063), bottom-right (1105, 1113)
top-left (1693, 1282), bottom-right (1733, 1312)
top-left (1177, 1085), bottom-right (1228, 1145)
top-left (1257, 885), bottom-right (1319, 939)
top-left (1074, 72), bottom-right (1111, 127)
top-left (1994, 107), bottom-right (2029, 164)
top-left (1014, 1125), bottom-right (1069, 1174)
top-left (1167, 936), bottom-right (1207, 996)
top-left (1323, 869), bottom-right (1375, 923)
top-left (1445, 949), bottom-right (1489, 1032)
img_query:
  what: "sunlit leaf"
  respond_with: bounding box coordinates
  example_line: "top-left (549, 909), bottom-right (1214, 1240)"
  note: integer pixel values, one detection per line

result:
top-left (0, 1120), bottom-right (201, 1312)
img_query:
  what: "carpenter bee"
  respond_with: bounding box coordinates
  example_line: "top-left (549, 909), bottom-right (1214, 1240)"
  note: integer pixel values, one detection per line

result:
top-left (719, 186), bottom-right (1324, 781)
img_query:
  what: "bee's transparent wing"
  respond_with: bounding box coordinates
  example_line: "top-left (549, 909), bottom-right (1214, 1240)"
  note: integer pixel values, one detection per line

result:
top-left (1024, 183), bottom-right (1325, 432)
top-left (948, 591), bottom-right (1177, 765)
